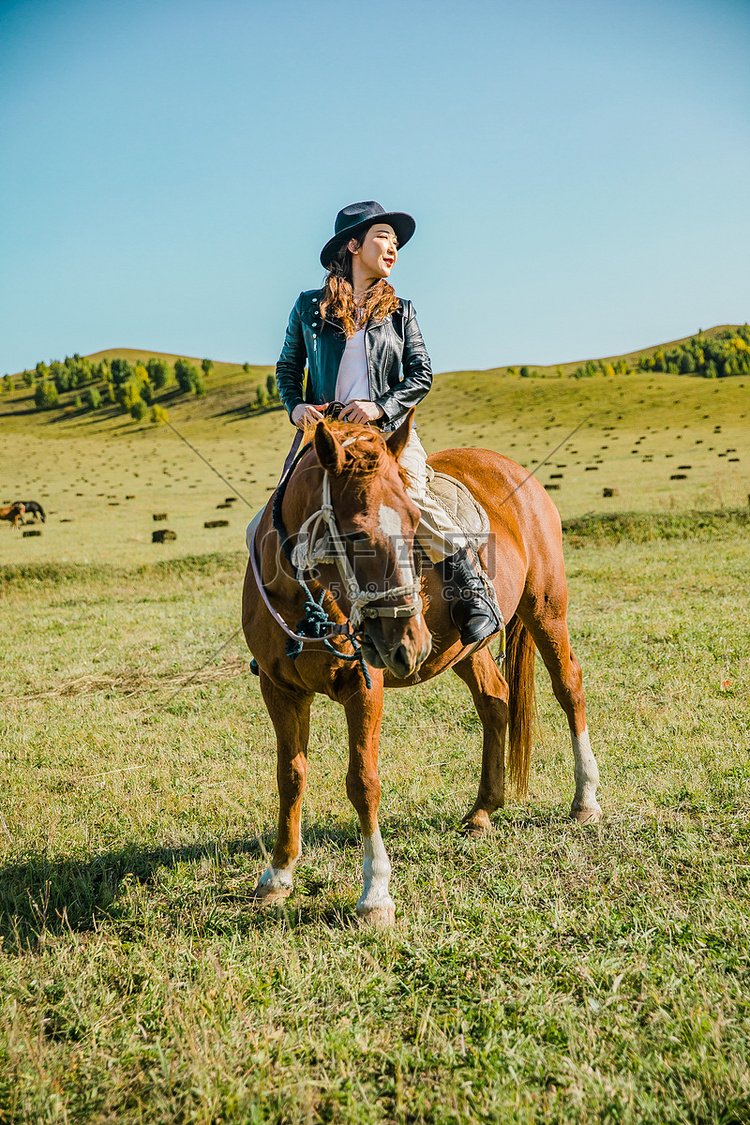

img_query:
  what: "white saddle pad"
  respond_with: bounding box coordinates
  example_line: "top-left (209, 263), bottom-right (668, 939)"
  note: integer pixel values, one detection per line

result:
top-left (425, 466), bottom-right (490, 545)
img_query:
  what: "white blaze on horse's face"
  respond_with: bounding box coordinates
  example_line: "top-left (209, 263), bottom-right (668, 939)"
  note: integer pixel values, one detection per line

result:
top-left (378, 503), bottom-right (415, 586)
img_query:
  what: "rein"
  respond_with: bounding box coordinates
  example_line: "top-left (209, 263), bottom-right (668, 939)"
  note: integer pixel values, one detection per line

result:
top-left (249, 522), bottom-right (353, 645)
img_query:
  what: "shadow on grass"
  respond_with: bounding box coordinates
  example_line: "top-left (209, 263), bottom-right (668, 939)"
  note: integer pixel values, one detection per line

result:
top-left (0, 816), bottom-right (362, 949)
top-left (1, 806), bottom-right (579, 951)
top-left (0, 834), bottom-right (265, 953)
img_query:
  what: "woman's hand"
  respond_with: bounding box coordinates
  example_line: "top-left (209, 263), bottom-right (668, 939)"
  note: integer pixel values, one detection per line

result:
top-left (291, 403), bottom-right (329, 429)
top-left (339, 400), bottom-right (385, 425)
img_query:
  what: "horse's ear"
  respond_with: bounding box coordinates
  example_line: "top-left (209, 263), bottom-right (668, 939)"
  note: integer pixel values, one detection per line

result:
top-left (385, 408), bottom-right (414, 462)
top-left (313, 420), bottom-right (345, 475)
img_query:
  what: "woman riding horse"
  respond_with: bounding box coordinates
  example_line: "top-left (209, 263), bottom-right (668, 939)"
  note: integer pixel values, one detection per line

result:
top-left (243, 203), bottom-right (601, 924)
top-left (274, 200), bottom-right (500, 648)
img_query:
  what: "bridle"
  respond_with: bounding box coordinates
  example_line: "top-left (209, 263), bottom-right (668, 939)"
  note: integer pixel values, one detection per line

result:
top-left (250, 444), bottom-right (423, 648)
top-left (291, 469), bottom-right (422, 629)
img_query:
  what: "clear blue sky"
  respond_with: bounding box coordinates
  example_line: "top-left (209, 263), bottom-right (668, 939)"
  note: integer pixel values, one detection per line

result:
top-left (1, 0), bottom-right (748, 376)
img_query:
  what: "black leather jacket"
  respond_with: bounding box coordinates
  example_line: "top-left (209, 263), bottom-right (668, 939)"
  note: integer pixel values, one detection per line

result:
top-left (275, 288), bottom-right (432, 432)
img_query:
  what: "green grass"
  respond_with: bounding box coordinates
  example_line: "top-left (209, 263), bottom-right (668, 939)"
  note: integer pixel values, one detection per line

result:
top-left (1, 336), bottom-right (749, 1120)
top-left (1, 523), bottom-right (750, 1123)
top-left (562, 506), bottom-right (750, 546)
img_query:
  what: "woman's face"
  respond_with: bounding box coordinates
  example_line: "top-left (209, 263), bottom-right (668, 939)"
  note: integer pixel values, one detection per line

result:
top-left (349, 223), bottom-right (398, 280)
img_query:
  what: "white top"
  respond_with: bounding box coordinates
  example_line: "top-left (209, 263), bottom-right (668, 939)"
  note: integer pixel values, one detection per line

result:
top-left (335, 326), bottom-right (370, 403)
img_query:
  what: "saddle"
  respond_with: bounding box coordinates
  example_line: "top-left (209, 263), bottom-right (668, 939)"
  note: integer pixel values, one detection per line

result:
top-left (425, 467), bottom-right (504, 653)
top-left (424, 465), bottom-right (490, 548)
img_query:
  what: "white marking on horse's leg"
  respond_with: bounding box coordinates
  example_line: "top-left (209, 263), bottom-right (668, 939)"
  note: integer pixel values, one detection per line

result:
top-left (256, 844), bottom-right (301, 893)
top-left (356, 829), bottom-right (395, 917)
top-left (570, 726), bottom-right (602, 822)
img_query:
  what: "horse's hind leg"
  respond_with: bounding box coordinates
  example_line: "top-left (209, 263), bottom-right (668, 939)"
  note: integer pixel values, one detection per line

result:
top-left (252, 672), bottom-right (314, 903)
top-left (453, 647), bottom-right (509, 836)
top-left (522, 601), bottom-right (601, 823)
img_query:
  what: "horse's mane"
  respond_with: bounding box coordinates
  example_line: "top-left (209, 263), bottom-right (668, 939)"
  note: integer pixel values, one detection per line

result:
top-left (303, 420), bottom-right (410, 488)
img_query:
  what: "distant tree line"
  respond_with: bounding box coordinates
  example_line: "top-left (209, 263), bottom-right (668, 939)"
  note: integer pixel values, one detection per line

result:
top-left (634, 324), bottom-right (750, 379)
top-left (507, 358), bottom-right (631, 380)
top-left (1, 353), bottom-right (280, 424)
top-left (502, 325), bottom-right (750, 381)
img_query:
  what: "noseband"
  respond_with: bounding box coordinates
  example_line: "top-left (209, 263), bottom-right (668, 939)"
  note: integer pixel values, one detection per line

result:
top-left (250, 443), bottom-right (422, 649)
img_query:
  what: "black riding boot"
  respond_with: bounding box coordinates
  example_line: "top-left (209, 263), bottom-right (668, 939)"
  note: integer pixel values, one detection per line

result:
top-left (439, 547), bottom-right (501, 647)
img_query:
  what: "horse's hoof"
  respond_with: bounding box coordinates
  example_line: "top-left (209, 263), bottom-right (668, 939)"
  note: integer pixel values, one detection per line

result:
top-left (460, 810), bottom-right (492, 836)
top-left (570, 804), bottom-right (602, 825)
top-left (250, 882), bottom-right (292, 907)
top-left (356, 904), bottom-right (396, 927)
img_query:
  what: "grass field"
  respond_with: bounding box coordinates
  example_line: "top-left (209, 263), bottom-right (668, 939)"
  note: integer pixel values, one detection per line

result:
top-left (2, 517), bottom-right (750, 1123)
top-left (1, 342), bottom-right (750, 1121)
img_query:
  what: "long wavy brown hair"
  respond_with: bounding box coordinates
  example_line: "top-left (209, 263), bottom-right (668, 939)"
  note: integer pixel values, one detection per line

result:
top-left (319, 234), bottom-right (400, 338)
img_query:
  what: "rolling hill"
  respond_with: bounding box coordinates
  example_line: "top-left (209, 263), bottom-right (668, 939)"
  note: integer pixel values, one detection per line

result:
top-left (0, 325), bottom-right (747, 566)
top-left (1, 323), bottom-right (744, 436)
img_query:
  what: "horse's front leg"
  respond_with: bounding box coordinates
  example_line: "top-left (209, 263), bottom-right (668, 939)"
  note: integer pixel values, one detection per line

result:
top-left (338, 671), bottom-right (395, 925)
top-left (252, 672), bottom-right (314, 903)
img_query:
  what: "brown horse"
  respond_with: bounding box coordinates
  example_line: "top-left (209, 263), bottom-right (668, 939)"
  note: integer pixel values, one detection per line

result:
top-left (0, 503), bottom-right (25, 529)
top-left (242, 411), bottom-right (601, 924)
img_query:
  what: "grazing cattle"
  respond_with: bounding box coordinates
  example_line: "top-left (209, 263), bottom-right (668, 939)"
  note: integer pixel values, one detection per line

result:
top-left (243, 412), bottom-right (601, 925)
top-left (16, 500), bottom-right (45, 522)
top-left (0, 503), bottom-right (25, 529)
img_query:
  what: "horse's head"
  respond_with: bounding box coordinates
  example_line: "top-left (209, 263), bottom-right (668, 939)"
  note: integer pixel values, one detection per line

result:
top-left (296, 410), bottom-right (432, 679)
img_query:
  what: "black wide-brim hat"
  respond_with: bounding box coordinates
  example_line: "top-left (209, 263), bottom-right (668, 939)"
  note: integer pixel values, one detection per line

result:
top-left (320, 200), bottom-right (416, 269)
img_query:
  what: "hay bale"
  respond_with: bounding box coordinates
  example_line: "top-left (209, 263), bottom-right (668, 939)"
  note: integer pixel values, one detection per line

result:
top-left (544, 484), bottom-right (560, 492)
top-left (125, 494), bottom-right (135, 499)
top-left (204, 519), bottom-right (229, 528)
top-left (670, 473), bottom-right (687, 480)
top-left (23, 529), bottom-right (42, 538)
top-left (216, 502), bottom-right (232, 509)
top-left (152, 529), bottom-right (177, 543)
top-left (152, 513), bottom-right (168, 521)
top-left (224, 497), bottom-right (238, 504)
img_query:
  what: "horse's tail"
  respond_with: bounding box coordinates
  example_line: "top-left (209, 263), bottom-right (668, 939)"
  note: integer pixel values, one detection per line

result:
top-left (505, 614), bottom-right (536, 797)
